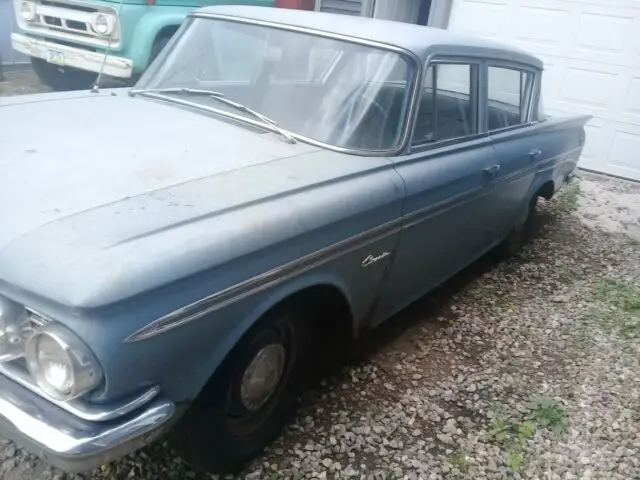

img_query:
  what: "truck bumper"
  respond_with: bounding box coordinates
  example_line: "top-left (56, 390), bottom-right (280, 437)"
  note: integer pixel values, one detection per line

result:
top-left (0, 373), bottom-right (175, 473)
top-left (11, 33), bottom-right (134, 79)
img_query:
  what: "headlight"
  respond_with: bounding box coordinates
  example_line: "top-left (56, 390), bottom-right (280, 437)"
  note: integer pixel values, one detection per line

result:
top-left (91, 13), bottom-right (113, 36)
top-left (25, 324), bottom-right (103, 401)
top-left (19, 1), bottom-right (37, 22)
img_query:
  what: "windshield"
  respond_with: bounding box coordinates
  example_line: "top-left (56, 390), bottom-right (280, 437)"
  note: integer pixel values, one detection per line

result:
top-left (135, 17), bottom-right (415, 151)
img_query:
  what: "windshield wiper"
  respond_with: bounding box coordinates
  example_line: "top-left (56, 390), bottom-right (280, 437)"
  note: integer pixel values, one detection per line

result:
top-left (130, 87), bottom-right (297, 144)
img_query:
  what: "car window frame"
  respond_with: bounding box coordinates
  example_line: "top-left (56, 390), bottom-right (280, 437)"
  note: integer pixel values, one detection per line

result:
top-left (409, 56), bottom-right (484, 154)
top-left (181, 12), bottom-right (423, 157)
top-left (485, 60), bottom-right (540, 134)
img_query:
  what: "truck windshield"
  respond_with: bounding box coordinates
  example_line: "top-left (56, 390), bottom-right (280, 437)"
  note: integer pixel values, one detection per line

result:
top-left (134, 17), bottom-right (414, 152)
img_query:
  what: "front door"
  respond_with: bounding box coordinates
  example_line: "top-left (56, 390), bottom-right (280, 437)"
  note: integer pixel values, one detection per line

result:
top-left (376, 60), bottom-right (501, 323)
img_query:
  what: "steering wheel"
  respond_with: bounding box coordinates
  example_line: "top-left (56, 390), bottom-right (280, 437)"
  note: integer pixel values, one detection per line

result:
top-left (332, 90), bottom-right (391, 150)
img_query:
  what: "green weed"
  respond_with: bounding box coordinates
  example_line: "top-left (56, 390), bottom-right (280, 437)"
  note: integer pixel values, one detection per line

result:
top-left (559, 182), bottom-right (581, 212)
top-left (527, 396), bottom-right (569, 435)
top-left (450, 453), bottom-right (471, 473)
top-left (507, 451), bottom-right (524, 473)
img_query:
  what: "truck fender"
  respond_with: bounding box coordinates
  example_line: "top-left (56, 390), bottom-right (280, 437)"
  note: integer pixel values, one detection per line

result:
top-left (128, 10), bottom-right (190, 72)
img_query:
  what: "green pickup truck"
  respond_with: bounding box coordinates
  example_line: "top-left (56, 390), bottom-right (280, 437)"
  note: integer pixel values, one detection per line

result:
top-left (11, 0), bottom-right (274, 90)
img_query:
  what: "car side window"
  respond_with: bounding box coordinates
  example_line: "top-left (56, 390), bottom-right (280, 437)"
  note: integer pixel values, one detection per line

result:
top-left (487, 66), bottom-right (536, 131)
top-left (412, 63), bottom-right (478, 145)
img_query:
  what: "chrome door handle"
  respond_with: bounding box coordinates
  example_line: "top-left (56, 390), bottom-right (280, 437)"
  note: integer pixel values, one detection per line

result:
top-left (483, 164), bottom-right (501, 179)
top-left (529, 149), bottom-right (542, 161)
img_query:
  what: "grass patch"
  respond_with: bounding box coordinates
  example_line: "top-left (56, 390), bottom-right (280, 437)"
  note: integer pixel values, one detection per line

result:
top-left (487, 414), bottom-right (536, 473)
top-left (593, 308), bottom-right (640, 339)
top-left (595, 279), bottom-right (640, 314)
top-left (593, 279), bottom-right (640, 339)
top-left (558, 182), bottom-right (581, 212)
top-left (486, 398), bottom-right (569, 473)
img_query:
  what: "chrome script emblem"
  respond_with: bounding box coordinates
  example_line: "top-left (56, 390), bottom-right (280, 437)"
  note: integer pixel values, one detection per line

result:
top-left (361, 252), bottom-right (391, 268)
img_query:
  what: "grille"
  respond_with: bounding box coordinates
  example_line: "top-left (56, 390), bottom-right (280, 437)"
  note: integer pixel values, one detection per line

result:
top-left (15, 0), bottom-right (120, 47)
top-left (44, 15), bottom-right (63, 27)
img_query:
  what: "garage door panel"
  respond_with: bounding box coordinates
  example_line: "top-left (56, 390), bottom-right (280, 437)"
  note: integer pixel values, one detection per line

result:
top-left (514, 5), bottom-right (567, 47)
top-left (450, 0), bottom-right (640, 180)
top-left (609, 125), bottom-right (640, 180)
top-left (559, 67), bottom-right (617, 110)
top-left (576, 7), bottom-right (638, 63)
top-left (622, 77), bottom-right (640, 123)
top-left (449, 0), bottom-right (508, 37)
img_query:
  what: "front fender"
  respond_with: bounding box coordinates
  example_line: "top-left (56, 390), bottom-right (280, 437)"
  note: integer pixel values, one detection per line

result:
top-left (194, 272), bottom-right (353, 390)
top-left (121, 7), bottom-right (192, 72)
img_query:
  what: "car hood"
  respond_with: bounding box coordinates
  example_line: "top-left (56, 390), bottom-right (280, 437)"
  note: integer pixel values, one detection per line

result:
top-left (0, 90), bottom-right (316, 249)
top-left (0, 90), bottom-right (320, 306)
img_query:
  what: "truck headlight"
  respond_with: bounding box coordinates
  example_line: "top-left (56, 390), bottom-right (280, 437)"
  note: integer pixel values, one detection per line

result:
top-left (91, 13), bottom-right (113, 36)
top-left (19, 1), bottom-right (37, 22)
top-left (25, 324), bottom-right (103, 401)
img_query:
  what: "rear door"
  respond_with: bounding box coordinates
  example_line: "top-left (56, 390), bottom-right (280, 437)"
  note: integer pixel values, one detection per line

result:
top-left (376, 59), bottom-right (502, 323)
top-left (484, 64), bottom-right (546, 237)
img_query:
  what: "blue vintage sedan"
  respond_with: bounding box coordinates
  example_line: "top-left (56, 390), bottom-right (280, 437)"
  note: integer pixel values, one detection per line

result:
top-left (0, 5), bottom-right (589, 475)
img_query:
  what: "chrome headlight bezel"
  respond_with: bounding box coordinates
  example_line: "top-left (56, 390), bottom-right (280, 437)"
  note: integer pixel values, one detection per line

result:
top-left (19, 1), bottom-right (37, 22)
top-left (90, 13), bottom-right (114, 36)
top-left (25, 324), bottom-right (103, 401)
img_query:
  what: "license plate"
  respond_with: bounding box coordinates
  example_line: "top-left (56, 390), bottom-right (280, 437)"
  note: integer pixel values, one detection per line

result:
top-left (46, 50), bottom-right (65, 66)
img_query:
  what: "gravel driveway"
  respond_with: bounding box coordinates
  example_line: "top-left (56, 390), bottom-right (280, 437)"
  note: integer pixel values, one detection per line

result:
top-left (1, 71), bottom-right (640, 480)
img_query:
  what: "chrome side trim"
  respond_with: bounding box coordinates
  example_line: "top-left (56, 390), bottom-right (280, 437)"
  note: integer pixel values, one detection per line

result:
top-left (494, 166), bottom-right (537, 186)
top-left (125, 146), bottom-right (583, 343)
top-left (0, 362), bottom-right (160, 422)
top-left (125, 219), bottom-right (402, 342)
top-left (402, 185), bottom-right (486, 230)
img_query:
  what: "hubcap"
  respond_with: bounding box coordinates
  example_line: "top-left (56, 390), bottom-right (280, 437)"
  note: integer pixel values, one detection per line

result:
top-left (240, 343), bottom-right (286, 411)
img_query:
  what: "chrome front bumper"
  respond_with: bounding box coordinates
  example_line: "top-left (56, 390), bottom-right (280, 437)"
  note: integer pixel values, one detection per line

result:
top-left (0, 374), bottom-right (175, 472)
top-left (11, 33), bottom-right (133, 78)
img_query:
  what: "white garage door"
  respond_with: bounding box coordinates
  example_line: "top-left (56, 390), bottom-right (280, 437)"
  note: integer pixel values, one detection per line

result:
top-left (448, 0), bottom-right (640, 181)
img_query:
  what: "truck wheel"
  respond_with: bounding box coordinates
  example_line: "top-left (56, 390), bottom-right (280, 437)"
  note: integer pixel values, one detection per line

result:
top-left (31, 57), bottom-right (97, 91)
top-left (497, 195), bottom-right (538, 258)
top-left (171, 308), bottom-right (313, 474)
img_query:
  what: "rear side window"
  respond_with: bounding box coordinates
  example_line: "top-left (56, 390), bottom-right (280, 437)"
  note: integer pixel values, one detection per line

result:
top-left (487, 66), bottom-right (535, 131)
top-left (412, 62), bottom-right (478, 145)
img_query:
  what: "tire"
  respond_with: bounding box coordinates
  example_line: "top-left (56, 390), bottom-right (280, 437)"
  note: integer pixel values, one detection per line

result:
top-left (171, 307), bottom-right (314, 474)
top-left (31, 57), bottom-right (97, 91)
top-left (496, 195), bottom-right (538, 258)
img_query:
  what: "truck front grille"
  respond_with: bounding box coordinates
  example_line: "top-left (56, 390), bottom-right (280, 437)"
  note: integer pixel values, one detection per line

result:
top-left (13, 0), bottom-right (120, 48)
top-left (43, 15), bottom-right (63, 27)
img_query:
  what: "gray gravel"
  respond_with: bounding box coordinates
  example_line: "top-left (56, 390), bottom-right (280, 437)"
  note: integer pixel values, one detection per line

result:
top-left (1, 73), bottom-right (640, 479)
top-left (0, 68), bottom-right (52, 97)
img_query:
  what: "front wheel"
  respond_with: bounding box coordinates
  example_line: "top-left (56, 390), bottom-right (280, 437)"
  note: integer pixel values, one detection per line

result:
top-left (171, 309), bottom-right (313, 474)
top-left (31, 57), bottom-right (97, 91)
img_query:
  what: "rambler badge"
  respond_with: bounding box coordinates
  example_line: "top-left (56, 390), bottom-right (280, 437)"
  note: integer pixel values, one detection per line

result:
top-left (361, 252), bottom-right (391, 268)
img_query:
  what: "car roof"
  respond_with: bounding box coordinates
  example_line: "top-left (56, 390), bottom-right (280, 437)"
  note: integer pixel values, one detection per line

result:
top-left (193, 5), bottom-right (543, 70)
